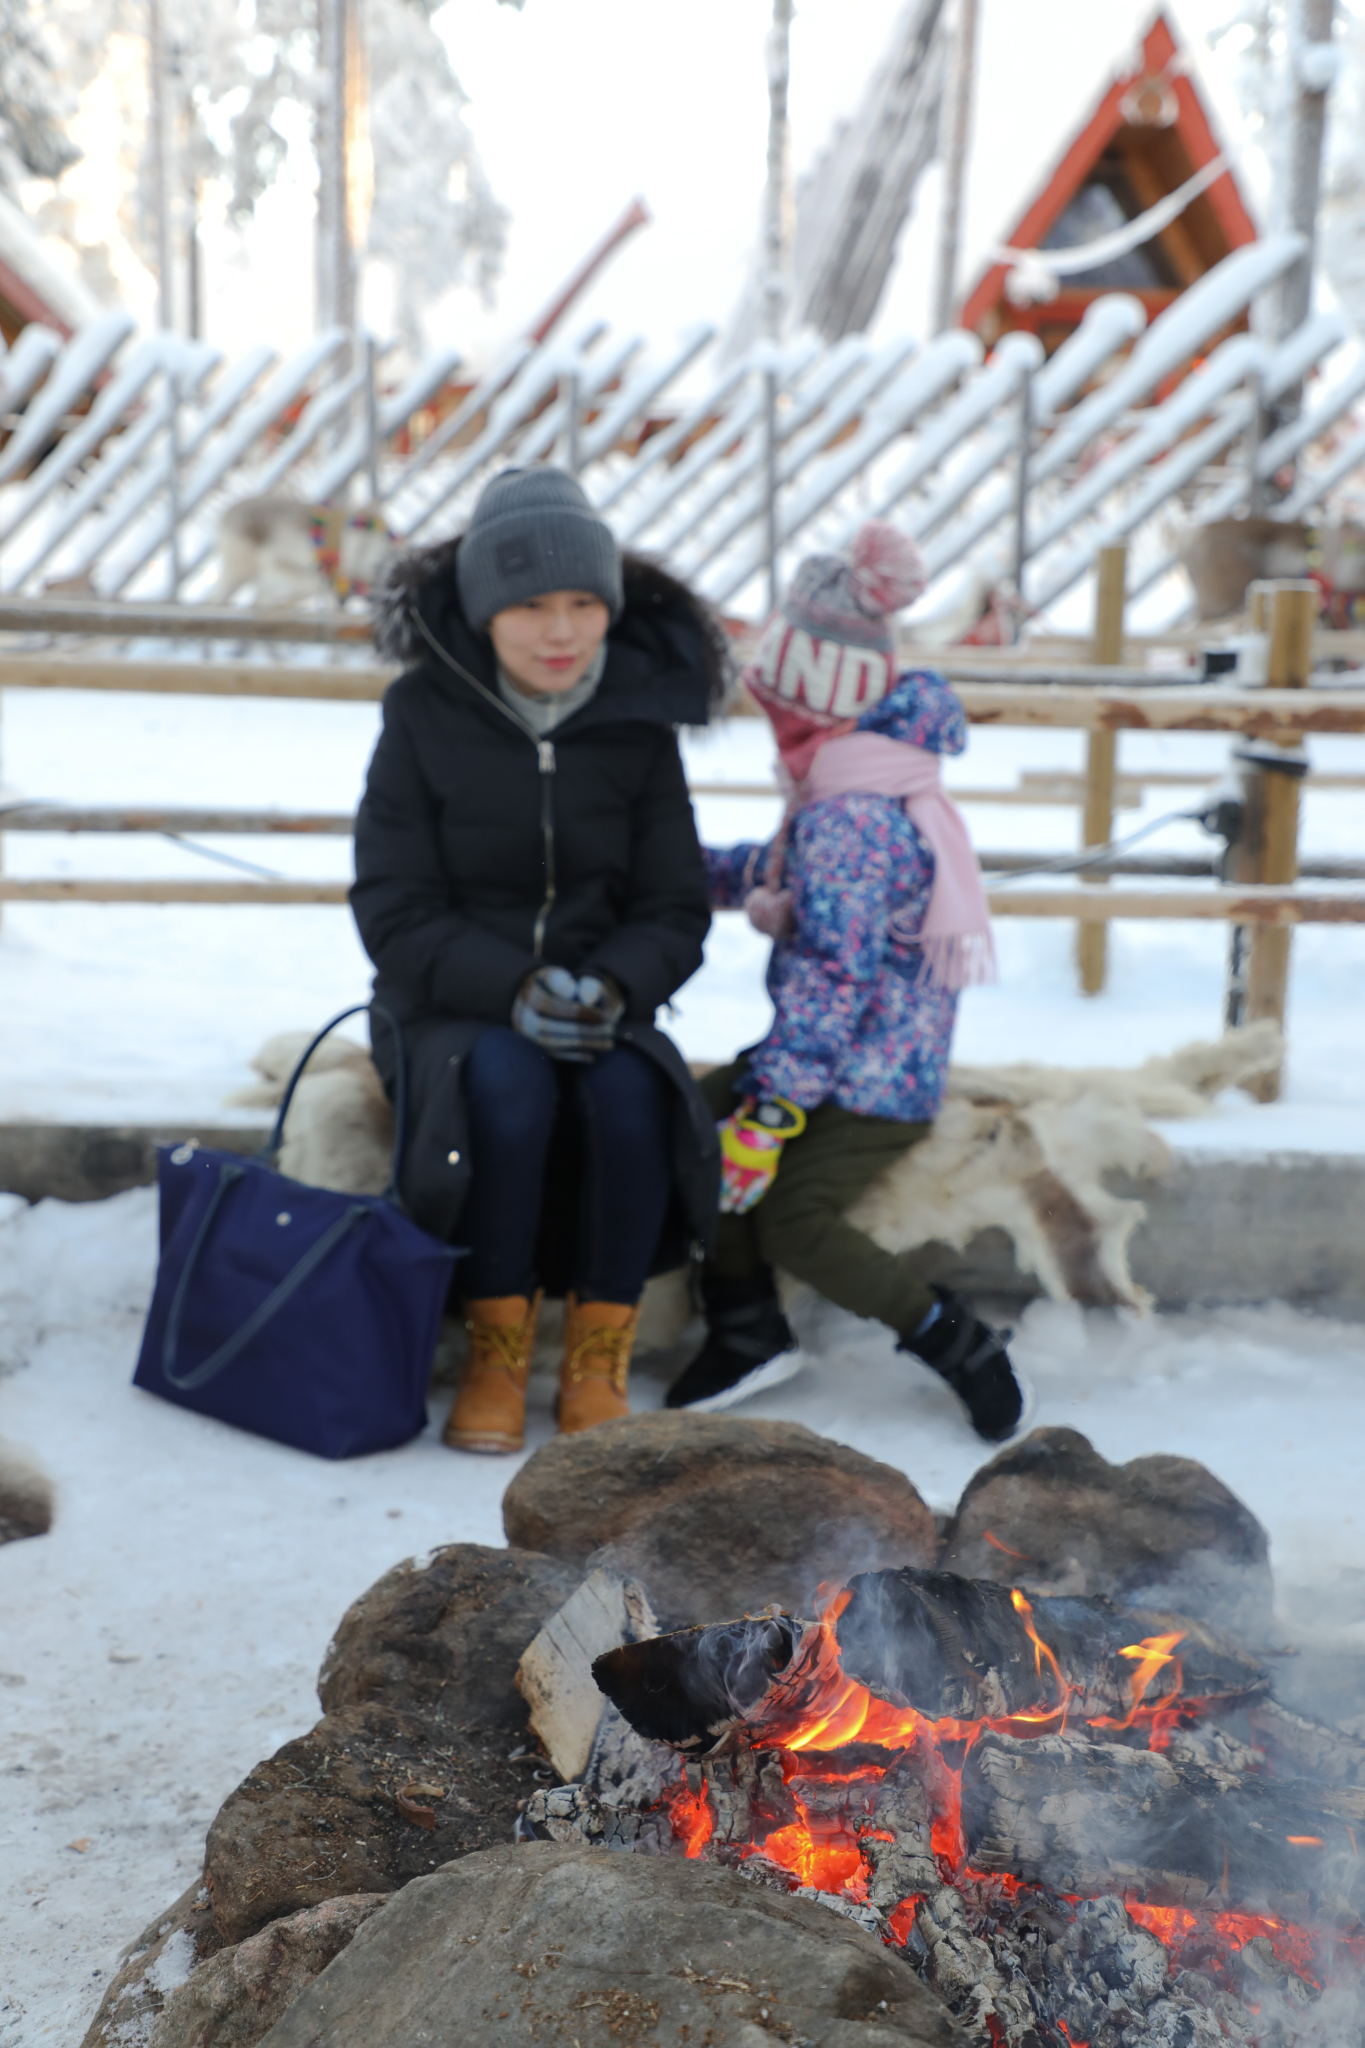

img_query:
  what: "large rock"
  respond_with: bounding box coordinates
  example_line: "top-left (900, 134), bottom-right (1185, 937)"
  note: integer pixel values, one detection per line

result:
top-left (151, 1893), bottom-right (386, 2046)
top-left (205, 1701), bottom-right (534, 1944)
top-left (80, 1880), bottom-right (225, 2047)
top-left (318, 1540), bottom-right (581, 1723)
top-left (206, 1543), bottom-right (581, 1943)
top-left (80, 1885), bottom-right (384, 2048)
top-left (939, 1427), bottom-right (1274, 1640)
top-left (502, 1414), bottom-right (937, 1626)
top-left (258, 1842), bottom-right (962, 2047)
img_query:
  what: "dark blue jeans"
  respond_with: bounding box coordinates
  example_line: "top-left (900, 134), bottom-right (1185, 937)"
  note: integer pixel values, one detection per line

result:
top-left (458, 1026), bottom-right (673, 1305)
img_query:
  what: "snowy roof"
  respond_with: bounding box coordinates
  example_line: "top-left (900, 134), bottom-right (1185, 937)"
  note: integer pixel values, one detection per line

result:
top-left (0, 189), bottom-right (104, 339)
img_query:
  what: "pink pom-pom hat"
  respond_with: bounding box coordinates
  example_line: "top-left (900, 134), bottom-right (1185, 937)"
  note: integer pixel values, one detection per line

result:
top-left (743, 521), bottom-right (928, 781)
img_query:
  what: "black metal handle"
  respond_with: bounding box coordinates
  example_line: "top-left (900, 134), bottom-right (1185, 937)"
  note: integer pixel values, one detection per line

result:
top-left (265, 1001), bottom-right (408, 1201)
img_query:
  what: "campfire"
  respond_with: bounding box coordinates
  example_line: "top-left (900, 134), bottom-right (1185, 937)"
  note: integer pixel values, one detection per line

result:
top-left (522, 1567), bottom-right (1365, 2047)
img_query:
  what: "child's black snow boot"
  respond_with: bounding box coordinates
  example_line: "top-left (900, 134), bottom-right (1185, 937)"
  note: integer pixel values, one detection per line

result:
top-left (900, 1287), bottom-right (1027, 1443)
top-left (665, 1272), bottom-right (802, 1414)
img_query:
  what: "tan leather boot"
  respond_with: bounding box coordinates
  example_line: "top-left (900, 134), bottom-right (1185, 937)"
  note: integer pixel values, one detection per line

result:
top-left (557, 1295), bottom-right (640, 1435)
top-left (444, 1292), bottom-right (542, 1454)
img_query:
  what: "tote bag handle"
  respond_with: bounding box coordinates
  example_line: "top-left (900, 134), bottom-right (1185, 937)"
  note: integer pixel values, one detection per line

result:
top-left (161, 1165), bottom-right (372, 1392)
top-left (265, 1001), bottom-right (409, 1202)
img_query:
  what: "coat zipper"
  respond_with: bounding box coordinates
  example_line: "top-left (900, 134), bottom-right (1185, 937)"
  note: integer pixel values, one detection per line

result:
top-left (533, 739), bottom-right (556, 958)
top-left (410, 612), bottom-right (561, 962)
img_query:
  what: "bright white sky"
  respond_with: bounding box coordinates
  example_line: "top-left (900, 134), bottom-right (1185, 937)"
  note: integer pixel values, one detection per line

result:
top-left (196, 0), bottom-right (1261, 372)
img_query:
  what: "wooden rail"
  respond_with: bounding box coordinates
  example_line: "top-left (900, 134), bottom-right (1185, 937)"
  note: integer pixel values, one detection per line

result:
top-left (6, 652), bottom-right (1365, 733)
top-left (3, 876), bottom-right (1362, 918)
top-left (0, 654), bottom-right (392, 699)
top-left (986, 885), bottom-right (1365, 925)
top-left (0, 597), bottom-right (374, 644)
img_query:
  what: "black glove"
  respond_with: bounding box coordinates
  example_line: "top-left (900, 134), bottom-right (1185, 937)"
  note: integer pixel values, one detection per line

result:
top-left (512, 966), bottom-right (624, 1062)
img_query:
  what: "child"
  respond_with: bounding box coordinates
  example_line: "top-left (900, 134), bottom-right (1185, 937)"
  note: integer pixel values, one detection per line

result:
top-left (667, 522), bottom-right (1026, 1443)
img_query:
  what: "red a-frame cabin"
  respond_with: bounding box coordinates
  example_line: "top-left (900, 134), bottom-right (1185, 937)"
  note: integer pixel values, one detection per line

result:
top-left (960, 12), bottom-right (1259, 357)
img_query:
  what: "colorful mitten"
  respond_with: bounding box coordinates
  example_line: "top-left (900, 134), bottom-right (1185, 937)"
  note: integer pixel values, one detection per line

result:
top-left (718, 1097), bottom-right (807, 1214)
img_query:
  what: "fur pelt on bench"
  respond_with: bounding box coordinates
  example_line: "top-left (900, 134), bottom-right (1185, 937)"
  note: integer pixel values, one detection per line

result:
top-left (228, 1021), bottom-right (1283, 1341)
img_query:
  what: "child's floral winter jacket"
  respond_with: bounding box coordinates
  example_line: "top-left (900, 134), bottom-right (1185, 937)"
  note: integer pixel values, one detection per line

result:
top-left (703, 670), bottom-right (967, 1123)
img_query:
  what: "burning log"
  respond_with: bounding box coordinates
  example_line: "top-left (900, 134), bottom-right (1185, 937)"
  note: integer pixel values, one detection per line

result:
top-left (960, 1728), bottom-right (1365, 1927)
top-left (592, 1568), bottom-right (1265, 1755)
top-left (592, 1612), bottom-right (796, 1750)
top-left (833, 1568), bottom-right (1265, 1723)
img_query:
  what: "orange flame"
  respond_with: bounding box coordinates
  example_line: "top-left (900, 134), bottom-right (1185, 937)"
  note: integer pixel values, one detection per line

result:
top-left (1090, 1632), bottom-right (1185, 1734)
top-left (656, 1588), bottom-right (1357, 2009)
top-left (1010, 1587), bottom-right (1071, 1719)
top-left (983, 1529), bottom-right (1030, 1560)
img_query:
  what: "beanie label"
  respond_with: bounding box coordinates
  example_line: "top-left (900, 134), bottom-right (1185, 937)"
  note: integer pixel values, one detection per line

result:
top-left (496, 537), bottom-right (533, 574)
top-left (755, 623), bottom-right (893, 721)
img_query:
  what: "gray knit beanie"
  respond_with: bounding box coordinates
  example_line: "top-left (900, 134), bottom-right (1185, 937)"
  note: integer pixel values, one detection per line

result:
top-left (456, 467), bottom-right (624, 631)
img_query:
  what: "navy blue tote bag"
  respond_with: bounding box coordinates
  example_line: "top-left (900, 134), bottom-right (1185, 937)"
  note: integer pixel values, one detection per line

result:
top-left (134, 1005), bottom-right (459, 1458)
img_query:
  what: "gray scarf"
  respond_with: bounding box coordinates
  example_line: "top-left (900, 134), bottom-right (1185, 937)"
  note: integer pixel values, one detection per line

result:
top-left (496, 642), bottom-right (607, 737)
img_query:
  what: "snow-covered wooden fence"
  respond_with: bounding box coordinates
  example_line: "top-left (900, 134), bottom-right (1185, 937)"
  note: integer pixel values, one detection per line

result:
top-left (3, 233), bottom-right (1365, 627)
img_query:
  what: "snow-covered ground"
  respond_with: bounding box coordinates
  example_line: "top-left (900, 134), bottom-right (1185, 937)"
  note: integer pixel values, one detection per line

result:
top-left (1, 683), bottom-right (1364, 1151)
top-left (3, 1187), bottom-right (1365, 2045)
top-left (2, 679), bottom-right (1365, 2043)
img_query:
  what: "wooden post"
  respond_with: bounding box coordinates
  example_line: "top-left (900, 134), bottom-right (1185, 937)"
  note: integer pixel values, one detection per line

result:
top-left (1243, 580), bottom-right (1316, 1098)
top-left (1076, 544), bottom-right (1126, 994)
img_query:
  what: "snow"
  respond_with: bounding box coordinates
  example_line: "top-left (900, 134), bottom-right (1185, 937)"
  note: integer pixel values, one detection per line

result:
top-left (4, 1186), bottom-right (1365, 2043)
top-left (1, 666), bottom-right (1364, 2039)
top-left (2, 686), bottom-right (1364, 1142)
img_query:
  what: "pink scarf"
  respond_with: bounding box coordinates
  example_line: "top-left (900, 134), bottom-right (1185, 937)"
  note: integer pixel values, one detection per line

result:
top-left (745, 732), bottom-right (996, 991)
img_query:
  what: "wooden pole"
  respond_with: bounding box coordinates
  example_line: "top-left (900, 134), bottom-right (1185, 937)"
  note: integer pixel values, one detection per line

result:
top-left (762, 0), bottom-right (794, 614)
top-left (1268, 0), bottom-right (1337, 427)
top-left (929, 0), bottom-right (980, 334)
top-left (148, 0), bottom-right (173, 331)
top-left (1076, 544), bottom-right (1126, 993)
top-left (1243, 580), bottom-right (1316, 1098)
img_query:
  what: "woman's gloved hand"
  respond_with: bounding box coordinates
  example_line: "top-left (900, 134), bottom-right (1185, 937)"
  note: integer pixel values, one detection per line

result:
top-left (512, 966), bottom-right (625, 1062)
top-left (718, 1096), bottom-right (807, 1213)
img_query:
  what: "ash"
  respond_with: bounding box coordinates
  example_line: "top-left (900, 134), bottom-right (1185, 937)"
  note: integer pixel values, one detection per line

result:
top-left (525, 1722), bottom-right (1358, 2048)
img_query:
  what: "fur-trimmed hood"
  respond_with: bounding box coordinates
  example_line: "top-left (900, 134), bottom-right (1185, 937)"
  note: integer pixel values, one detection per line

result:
top-left (374, 534), bottom-right (732, 724)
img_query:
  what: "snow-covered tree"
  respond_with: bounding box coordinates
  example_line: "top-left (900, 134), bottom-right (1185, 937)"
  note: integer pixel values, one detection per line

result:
top-left (1211, 0), bottom-right (1365, 334)
top-left (0, 0), bottom-right (81, 193)
top-left (365, 0), bottom-right (509, 352)
top-left (28, 0), bottom-right (511, 349)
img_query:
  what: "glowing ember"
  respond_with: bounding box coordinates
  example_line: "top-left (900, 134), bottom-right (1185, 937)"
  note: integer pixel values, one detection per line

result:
top-left (1123, 1898), bottom-right (1330, 1988)
top-left (982, 1530), bottom-right (1030, 1560)
top-left (760, 1808), bottom-right (864, 1893)
top-left (666, 1774), bottom-right (713, 1859)
top-left (885, 1895), bottom-right (922, 1944)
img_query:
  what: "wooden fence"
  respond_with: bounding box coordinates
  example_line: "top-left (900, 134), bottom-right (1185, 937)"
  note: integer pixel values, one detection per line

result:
top-left (3, 576), bottom-right (1363, 1099)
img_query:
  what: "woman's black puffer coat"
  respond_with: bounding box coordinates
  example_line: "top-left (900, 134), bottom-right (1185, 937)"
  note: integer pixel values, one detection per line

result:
top-left (351, 538), bottom-right (726, 1280)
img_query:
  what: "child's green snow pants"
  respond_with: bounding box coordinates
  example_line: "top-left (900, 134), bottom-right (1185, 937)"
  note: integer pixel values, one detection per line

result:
top-left (699, 1059), bottom-right (937, 1341)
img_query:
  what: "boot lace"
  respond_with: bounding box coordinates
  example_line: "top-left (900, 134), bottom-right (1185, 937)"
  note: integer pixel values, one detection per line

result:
top-left (466, 1312), bottom-right (533, 1388)
top-left (565, 1321), bottom-right (633, 1396)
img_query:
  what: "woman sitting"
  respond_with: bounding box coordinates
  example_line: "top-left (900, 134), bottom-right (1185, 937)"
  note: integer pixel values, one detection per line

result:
top-left (352, 467), bottom-right (724, 1453)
